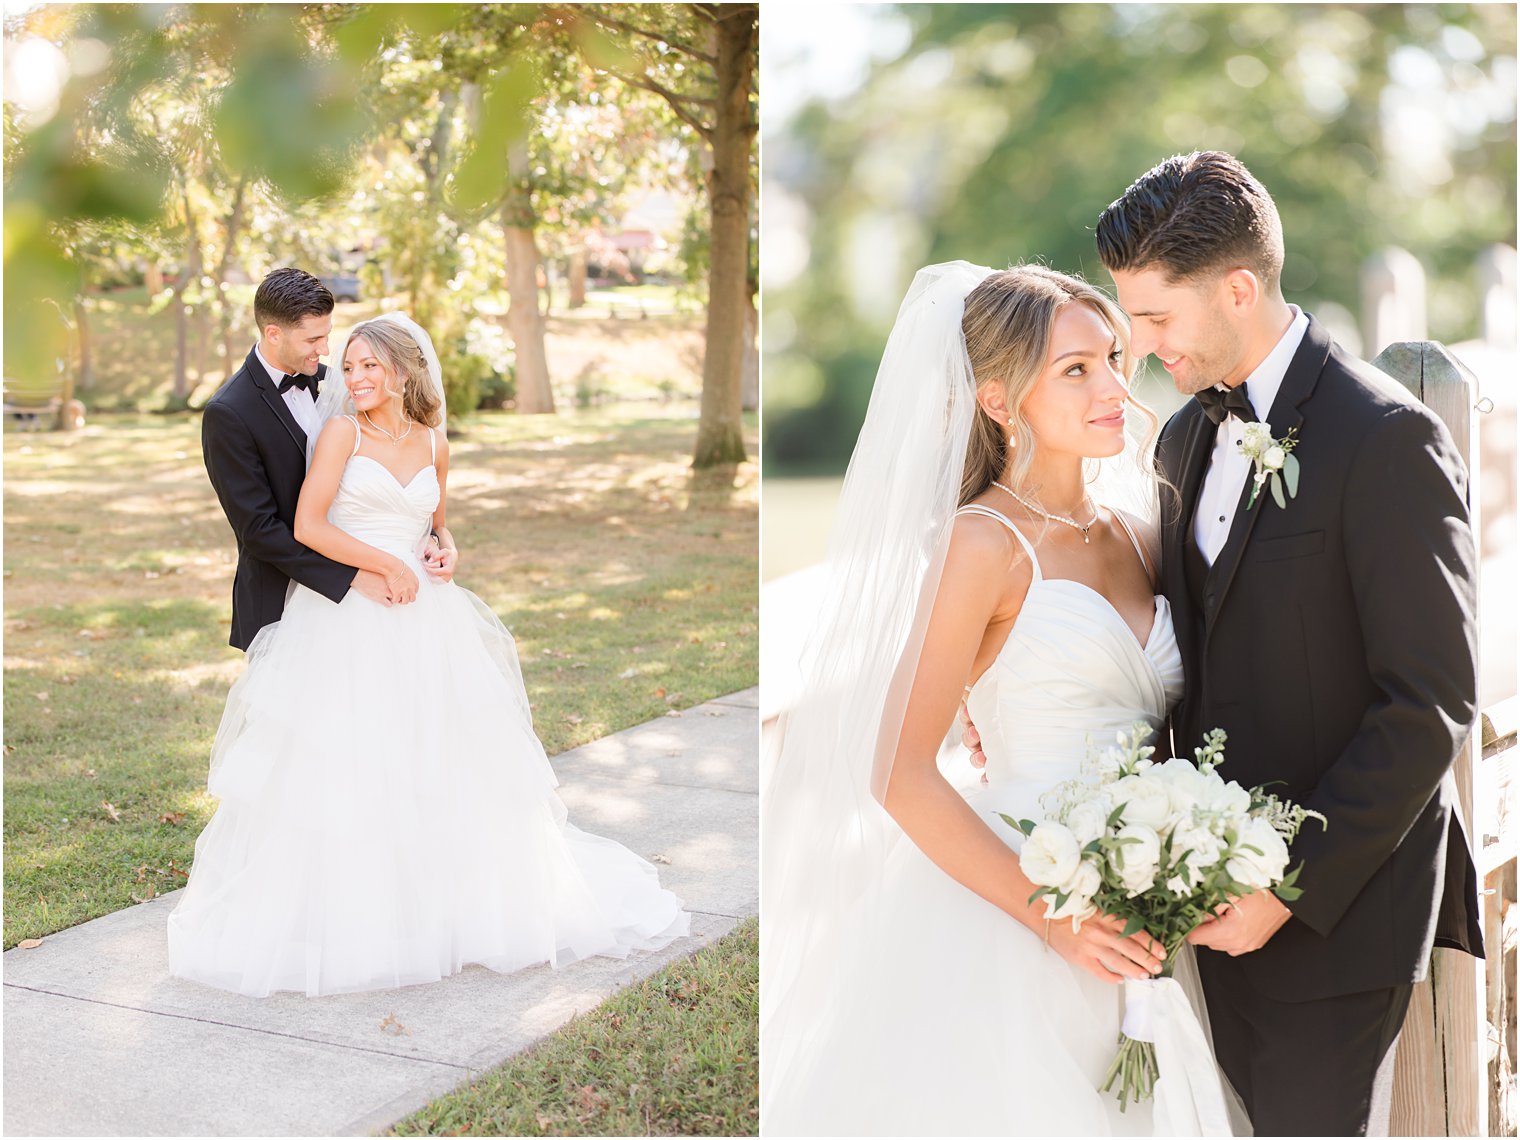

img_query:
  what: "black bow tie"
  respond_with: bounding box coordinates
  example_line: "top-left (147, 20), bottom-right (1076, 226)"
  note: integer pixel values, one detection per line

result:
top-left (1194, 384), bottom-right (1257, 426)
top-left (277, 372), bottom-right (318, 397)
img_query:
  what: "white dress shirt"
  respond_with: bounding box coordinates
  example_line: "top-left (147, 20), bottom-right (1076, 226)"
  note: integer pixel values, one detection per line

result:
top-left (1194, 305), bottom-right (1309, 564)
top-left (254, 343), bottom-right (321, 440)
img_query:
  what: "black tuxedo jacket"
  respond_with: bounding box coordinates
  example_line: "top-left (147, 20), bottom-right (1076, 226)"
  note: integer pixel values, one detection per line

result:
top-left (1156, 315), bottom-right (1483, 1002)
top-left (201, 347), bottom-right (353, 651)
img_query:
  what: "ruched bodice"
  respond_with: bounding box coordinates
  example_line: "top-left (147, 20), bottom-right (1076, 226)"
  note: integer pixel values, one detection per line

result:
top-left (328, 449), bottom-right (440, 559)
top-left (960, 506), bottom-right (1185, 829)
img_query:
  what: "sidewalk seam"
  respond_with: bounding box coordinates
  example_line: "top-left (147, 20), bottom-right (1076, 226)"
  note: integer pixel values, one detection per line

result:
top-left (2, 982), bottom-right (472, 1071)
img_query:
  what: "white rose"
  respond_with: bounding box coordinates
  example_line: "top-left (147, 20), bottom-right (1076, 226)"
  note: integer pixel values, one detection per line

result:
top-left (1241, 421), bottom-right (1273, 451)
top-left (1263, 445), bottom-right (1287, 470)
top-left (1046, 859), bottom-right (1101, 923)
top-left (1021, 821), bottom-right (1081, 887)
top-left (1226, 817), bottom-right (1291, 890)
top-left (1109, 774), bottom-right (1174, 831)
top-left (1108, 823), bottom-right (1162, 896)
top-left (1196, 770), bottom-right (1252, 817)
top-left (1153, 757), bottom-right (1207, 814)
top-left (1170, 820), bottom-right (1224, 875)
top-left (1066, 800), bottom-right (1110, 847)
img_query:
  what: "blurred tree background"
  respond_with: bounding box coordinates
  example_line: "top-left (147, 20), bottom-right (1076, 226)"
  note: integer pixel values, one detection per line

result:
top-left (3, 2), bottom-right (757, 467)
top-left (763, 3), bottom-right (1516, 476)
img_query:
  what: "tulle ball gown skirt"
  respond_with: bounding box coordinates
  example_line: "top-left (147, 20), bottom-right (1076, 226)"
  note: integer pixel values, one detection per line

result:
top-left (167, 576), bottom-right (690, 997)
top-left (763, 808), bottom-right (1152, 1137)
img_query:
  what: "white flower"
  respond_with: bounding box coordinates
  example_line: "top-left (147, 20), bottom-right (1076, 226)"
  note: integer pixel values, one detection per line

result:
top-left (1153, 757), bottom-right (1208, 814)
top-left (1109, 775), bottom-right (1174, 831)
top-left (1091, 745), bottom-right (1128, 782)
top-left (1171, 820), bottom-right (1224, 874)
top-left (1109, 823), bottom-right (1162, 896)
top-left (1195, 771), bottom-right (1252, 817)
top-left (1045, 859), bottom-right (1100, 923)
top-left (1022, 821), bottom-right (1082, 887)
top-left (1263, 445), bottom-right (1287, 470)
top-left (1066, 800), bottom-right (1110, 846)
top-left (1240, 421), bottom-right (1274, 452)
top-left (1226, 816), bottom-right (1291, 889)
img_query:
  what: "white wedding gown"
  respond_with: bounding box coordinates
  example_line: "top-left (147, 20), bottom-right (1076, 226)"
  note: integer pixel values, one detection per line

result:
top-left (168, 423), bottom-right (690, 997)
top-left (765, 506), bottom-right (1195, 1136)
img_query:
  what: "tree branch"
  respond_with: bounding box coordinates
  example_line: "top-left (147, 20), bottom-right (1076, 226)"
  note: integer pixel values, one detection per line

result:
top-left (613, 71), bottom-right (713, 141)
top-left (589, 11), bottom-right (717, 66)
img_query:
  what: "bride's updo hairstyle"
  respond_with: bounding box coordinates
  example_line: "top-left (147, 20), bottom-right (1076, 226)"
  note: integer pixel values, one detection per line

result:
top-left (958, 265), bottom-right (1151, 506)
top-left (346, 318), bottom-right (444, 428)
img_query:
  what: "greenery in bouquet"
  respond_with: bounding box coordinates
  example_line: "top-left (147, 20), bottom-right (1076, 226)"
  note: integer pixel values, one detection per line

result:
top-left (998, 723), bottom-right (1326, 1108)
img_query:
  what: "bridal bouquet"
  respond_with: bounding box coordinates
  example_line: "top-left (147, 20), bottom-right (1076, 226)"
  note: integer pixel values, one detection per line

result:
top-left (1000, 724), bottom-right (1324, 1116)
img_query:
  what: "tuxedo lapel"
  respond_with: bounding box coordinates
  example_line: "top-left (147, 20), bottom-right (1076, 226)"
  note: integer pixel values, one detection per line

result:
top-left (1203, 316), bottom-right (1333, 637)
top-left (243, 348), bottom-right (308, 456)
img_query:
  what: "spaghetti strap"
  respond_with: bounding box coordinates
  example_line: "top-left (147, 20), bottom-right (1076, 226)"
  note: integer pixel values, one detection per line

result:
top-left (1111, 509), bottom-right (1154, 584)
top-left (345, 415), bottom-right (362, 457)
top-left (954, 504), bottom-right (1042, 581)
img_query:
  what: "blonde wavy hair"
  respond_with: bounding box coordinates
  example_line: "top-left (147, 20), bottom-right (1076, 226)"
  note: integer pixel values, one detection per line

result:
top-left (345, 318), bottom-right (443, 428)
top-left (958, 265), bottom-right (1157, 508)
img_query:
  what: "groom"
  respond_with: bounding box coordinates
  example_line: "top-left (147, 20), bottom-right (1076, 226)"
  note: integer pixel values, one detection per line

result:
top-left (1094, 152), bottom-right (1482, 1135)
top-left (202, 267), bottom-right (447, 650)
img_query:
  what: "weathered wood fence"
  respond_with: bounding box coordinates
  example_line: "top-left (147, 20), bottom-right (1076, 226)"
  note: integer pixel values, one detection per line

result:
top-left (1373, 340), bottom-right (1517, 1137)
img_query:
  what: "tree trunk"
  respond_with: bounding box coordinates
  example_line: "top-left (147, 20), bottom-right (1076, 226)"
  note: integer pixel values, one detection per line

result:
top-left (504, 223), bottom-right (555, 413)
top-left (503, 140), bottom-right (554, 415)
top-left (568, 249), bottom-right (588, 308)
top-left (173, 171), bottom-right (203, 404)
top-left (74, 294), bottom-right (93, 393)
top-left (692, 7), bottom-right (755, 467)
top-left (741, 286), bottom-right (758, 412)
top-left (216, 175), bottom-right (249, 387)
top-left (145, 263), bottom-right (163, 295)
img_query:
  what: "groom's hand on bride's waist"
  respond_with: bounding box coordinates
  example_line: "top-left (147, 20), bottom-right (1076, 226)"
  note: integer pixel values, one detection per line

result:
top-left (352, 569), bottom-right (404, 606)
top-left (1186, 889), bottom-right (1291, 956)
top-left (958, 699), bottom-right (989, 785)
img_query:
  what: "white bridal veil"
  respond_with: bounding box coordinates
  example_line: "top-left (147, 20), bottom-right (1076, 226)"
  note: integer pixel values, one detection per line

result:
top-left (309, 310), bottom-right (448, 467)
top-left (761, 261), bottom-right (993, 1080)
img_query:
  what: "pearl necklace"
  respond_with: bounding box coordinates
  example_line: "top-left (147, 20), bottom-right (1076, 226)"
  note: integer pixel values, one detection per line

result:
top-left (362, 410), bottom-right (414, 446)
top-left (992, 480), bottom-right (1098, 544)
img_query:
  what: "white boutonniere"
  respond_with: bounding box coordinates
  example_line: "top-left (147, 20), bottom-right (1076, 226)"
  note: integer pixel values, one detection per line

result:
top-left (1238, 421), bottom-right (1301, 509)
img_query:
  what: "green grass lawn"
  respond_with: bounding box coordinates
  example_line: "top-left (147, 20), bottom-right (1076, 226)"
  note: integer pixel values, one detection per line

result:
top-left (393, 917), bottom-right (759, 1137)
top-left (69, 291), bottom-right (708, 412)
top-left (3, 408), bottom-right (757, 946)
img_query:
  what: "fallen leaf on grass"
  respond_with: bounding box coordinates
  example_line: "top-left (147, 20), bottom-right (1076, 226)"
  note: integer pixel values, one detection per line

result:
top-left (34, 692), bottom-right (48, 702)
top-left (650, 854), bottom-right (672, 865)
top-left (158, 812), bottom-right (186, 825)
top-left (131, 882), bottom-right (157, 903)
top-left (618, 667), bottom-right (638, 679)
top-left (378, 1012), bottom-right (411, 1036)
top-left (100, 801), bottom-right (121, 823)
top-left (18, 938), bottom-right (43, 949)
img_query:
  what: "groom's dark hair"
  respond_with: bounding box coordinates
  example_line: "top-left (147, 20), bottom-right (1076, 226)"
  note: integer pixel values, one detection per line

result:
top-left (254, 267), bottom-right (335, 332)
top-left (1095, 151), bottom-right (1284, 291)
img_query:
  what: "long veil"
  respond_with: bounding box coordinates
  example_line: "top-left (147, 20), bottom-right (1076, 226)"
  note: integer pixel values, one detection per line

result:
top-left (760, 261), bottom-right (993, 1096)
top-left (309, 311), bottom-right (447, 467)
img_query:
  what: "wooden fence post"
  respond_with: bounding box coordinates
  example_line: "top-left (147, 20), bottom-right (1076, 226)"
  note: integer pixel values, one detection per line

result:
top-left (1372, 341), bottom-right (1516, 1137)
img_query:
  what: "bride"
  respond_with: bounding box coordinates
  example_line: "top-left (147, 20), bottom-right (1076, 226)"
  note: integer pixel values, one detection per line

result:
top-left (761, 264), bottom-right (1237, 1135)
top-left (168, 312), bottom-right (689, 997)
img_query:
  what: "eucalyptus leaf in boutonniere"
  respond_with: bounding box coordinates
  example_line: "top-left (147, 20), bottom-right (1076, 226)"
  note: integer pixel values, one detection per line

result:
top-left (1238, 421), bottom-right (1301, 510)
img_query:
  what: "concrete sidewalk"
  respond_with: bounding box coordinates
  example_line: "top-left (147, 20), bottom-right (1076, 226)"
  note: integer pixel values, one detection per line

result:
top-left (3, 688), bottom-right (758, 1138)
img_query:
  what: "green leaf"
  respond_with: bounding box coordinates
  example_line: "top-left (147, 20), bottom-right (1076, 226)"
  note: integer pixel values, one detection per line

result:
top-left (1273, 884), bottom-right (1303, 901)
top-left (1019, 818), bottom-right (1038, 836)
top-left (1270, 472), bottom-right (1287, 509)
top-left (1120, 914), bottom-right (1145, 938)
top-left (1028, 886), bottom-right (1053, 905)
top-left (1282, 452), bottom-right (1301, 497)
top-left (1083, 839), bottom-right (1103, 856)
top-left (1106, 801), bottom-right (1128, 828)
